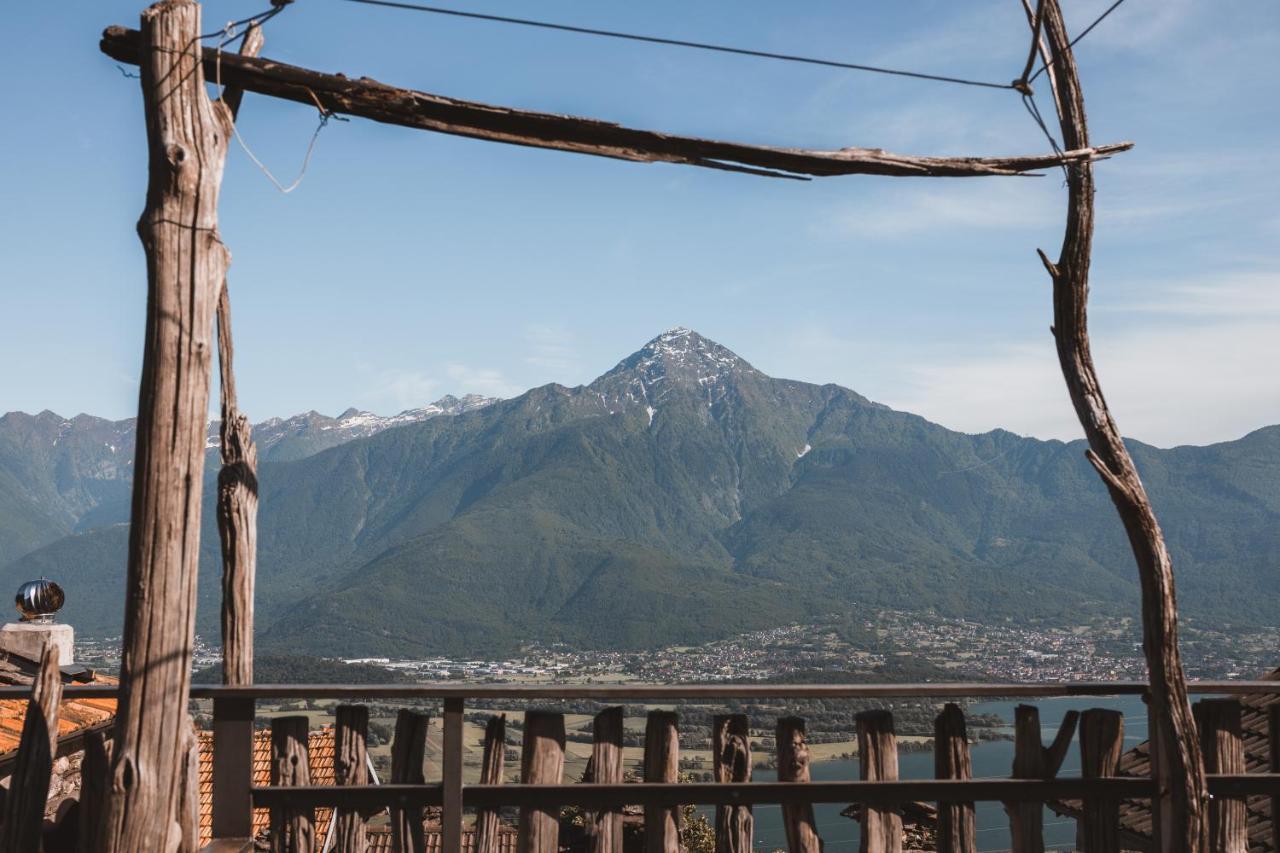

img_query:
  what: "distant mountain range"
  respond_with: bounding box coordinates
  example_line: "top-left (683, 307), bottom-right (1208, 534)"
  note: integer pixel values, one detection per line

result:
top-left (1, 329), bottom-right (1276, 656)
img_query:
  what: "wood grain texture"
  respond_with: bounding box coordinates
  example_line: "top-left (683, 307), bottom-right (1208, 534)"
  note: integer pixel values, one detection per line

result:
top-left (100, 25), bottom-right (1132, 181)
top-left (934, 704), bottom-right (975, 853)
top-left (475, 715), bottom-right (507, 853)
top-left (1035, 4), bottom-right (1208, 851)
top-left (100, 2), bottom-right (237, 849)
top-left (333, 704), bottom-right (369, 853)
top-left (643, 711), bottom-right (681, 853)
top-left (0, 644), bottom-right (62, 851)
top-left (390, 709), bottom-right (430, 853)
top-left (713, 714), bottom-right (752, 853)
top-left (519, 710), bottom-right (566, 853)
top-left (585, 707), bottom-right (623, 853)
top-left (1192, 700), bottom-right (1245, 853)
top-left (270, 716), bottom-right (315, 853)
top-left (1271, 706), bottom-right (1280, 853)
top-left (1078, 709), bottom-right (1124, 853)
top-left (178, 718), bottom-right (201, 852)
top-left (1008, 704), bottom-right (1077, 853)
top-left (857, 710), bottom-right (899, 853)
top-left (78, 728), bottom-right (111, 853)
top-left (777, 716), bottom-right (821, 853)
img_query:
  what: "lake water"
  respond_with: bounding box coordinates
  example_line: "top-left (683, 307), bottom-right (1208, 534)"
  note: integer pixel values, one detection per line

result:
top-left (707, 695), bottom-right (1148, 851)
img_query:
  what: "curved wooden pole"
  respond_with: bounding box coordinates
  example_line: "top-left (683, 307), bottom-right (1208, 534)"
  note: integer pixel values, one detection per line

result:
top-left (1035, 3), bottom-right (1208, 851)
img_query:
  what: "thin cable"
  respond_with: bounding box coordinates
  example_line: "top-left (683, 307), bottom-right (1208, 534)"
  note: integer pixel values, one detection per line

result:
top-left (342, 0), bottom-right (1016, 91)
top-left (1021, 91), bottom-right (1068, 180)
top-left (1028, 0), bottom-right (1127, 83)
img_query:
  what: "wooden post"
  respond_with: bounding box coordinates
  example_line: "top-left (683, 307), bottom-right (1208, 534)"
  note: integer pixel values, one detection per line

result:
top-left (934, 704), bottom-right (975, 853)
top-left (713, 714), bottom-right (752, 853)
top-left (857, 710), bottom-right (901, 853)
top-left (586, 707), bottom-right (624, 853)
top-left (475, 715), bottom-right (507, 853)
top-left (1078, 709), bottom-right (1124, 853)
top-left (270, 716), bottom-right (315, 853)
top-left (0, 644), bottom-right (62, 851)
top-left (1192, 700), bottom-right (1246, 853)
top-left (442, 698), bottom-right (465, 853)
top-left (177, 718), bottom-right (202, 852)
top-left (212, 696), bottom-right (256, 840)
top-left (101, 1), bottom-right (238, 848)
top-left (519, 710), bottom-right (566, 853)
top-left (390, 709), bottom-right (430, 853)
top-left (78, 728), bottom-right (111, 853)
top-left (333, 705), bottom-right (370, 853)
top-left (777, 716), bottom-right (821, 853)
top-left (643, 710), bottom-right (680, 853)
top-left (1007, 704), bottom-right (1076, 853)
top-left (1034, 3), bottom-right (1208, 850)
top-left (1271, 705), bottom-right (1280, 853)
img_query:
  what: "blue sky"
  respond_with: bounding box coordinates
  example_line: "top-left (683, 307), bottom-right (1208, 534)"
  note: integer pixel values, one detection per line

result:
top-left (2, 1), bottom-right (1276, 447)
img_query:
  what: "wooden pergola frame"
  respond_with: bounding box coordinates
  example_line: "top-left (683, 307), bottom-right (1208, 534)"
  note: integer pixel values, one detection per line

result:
top-left (94, 1), bottom-right (1210, 850)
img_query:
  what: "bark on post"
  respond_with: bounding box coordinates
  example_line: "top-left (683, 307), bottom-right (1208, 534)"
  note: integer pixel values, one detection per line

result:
top-left (100, 2), bottom-right (237, 848)
top-left (1192, 700), bottom-right (1246, 853)
top-left (177, 718), bottom-right (202, 852)
top-left (390, 709), bottom-right (430, 853)
top-left (78, 728), bottom-right (111, 853)
top-left (934, 704), bottom-right (975, 853)
top-left (585, 707), bottom-right (624, 853)
top-left (0, 644), bottom-right (62, 852)
top-left (475, 715), bottom-right (507, 853)
top-left (333, 705), bottom-right (370, 853)
top-left (1007, 704), bottom-right (1076, 853)
top-left (1078, 709), bottom-right (1124, 853)
top-left (857, 710), bottom-right (900, 853)
top-left (777, 716), bottom-right (821, 853)
top-left (519, 710), bottom-right (566, 853)
top-left (713, 714), bottom-right (752, 853)
top-left (271, 716), bottom-right (315, 853)
top-left (1034, 3), bottom-right (1208, 850)
top-left (643, 711), bottom-right (681, 853)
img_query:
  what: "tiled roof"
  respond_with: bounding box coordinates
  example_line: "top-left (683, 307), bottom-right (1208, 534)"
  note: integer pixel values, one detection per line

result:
top-left (1052, 666), bottom-right (1279, 853)
top-left (0, 652), bottom-right (117, 766)
top-left (197, 727), bottom-right (337, 848)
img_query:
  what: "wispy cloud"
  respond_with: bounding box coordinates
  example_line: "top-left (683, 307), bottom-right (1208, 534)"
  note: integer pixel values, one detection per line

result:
top-left (821, 180), bottom-right (1060, 239)
top-left (524, 323), bottom-right (580, 374)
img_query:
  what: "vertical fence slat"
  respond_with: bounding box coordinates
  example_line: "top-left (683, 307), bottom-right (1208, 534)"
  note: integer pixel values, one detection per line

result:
top-left (0, 644), bottom-right (62, 852)
top-left (519, 710), bottom-right (566, 853)
top-left (212, 696), bottom-right (256, 841)
top-left (1271, 705), bottom-right (1280, 853)
top-left (857, 709), bottom-right (902, 853)
top-left (390, 709), bottom-right (430, 853)
top-left (442, 698), bottom-right (465, 853)
top-left (934, 703), bottom-right (975, 853)
top-left (77, 728), bottom-right (111, 853)
top-left (178, 718), bottom-right (202, 852)
top-left (333, 705), bottom-right (369, 853)
top-left (777, 716), bottom-right (821, 853)
top-left (475, 714), bottom-right (507, 853)
top-left (713, 714), bottom-right (753, 853)
top-left (270, 716), bottom-right (315, 853)
top-left (1078, 709), bottom-right (1124, 853)
top-left (644, 710), bottom-right (680, 853)
top-left (1008, 704), bottom-right (1077, 853)
top-left (586, 707), bottom-right (624, 853)
top-left (1193, 699), bottom-right (1247, 853)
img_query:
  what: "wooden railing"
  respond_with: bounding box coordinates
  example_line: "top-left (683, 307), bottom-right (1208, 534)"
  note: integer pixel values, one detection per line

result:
top-left (6, 680), bottom-right (1280, 852)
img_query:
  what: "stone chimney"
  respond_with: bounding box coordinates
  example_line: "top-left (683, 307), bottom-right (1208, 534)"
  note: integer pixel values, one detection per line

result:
top-left (0, 578), bottom-right (73, 665)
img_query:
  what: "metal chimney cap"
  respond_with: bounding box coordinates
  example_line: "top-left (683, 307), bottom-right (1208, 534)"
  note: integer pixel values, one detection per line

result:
top-left (15, 578), bottom-right (64, 623)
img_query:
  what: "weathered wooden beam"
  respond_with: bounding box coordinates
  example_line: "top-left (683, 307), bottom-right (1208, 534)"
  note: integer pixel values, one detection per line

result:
top-left (934, 704), bottom-right (975, 853)
top-left (333, 705), bottom-right (370, 853)
top-left (777, 716), bottom-right (821, 853)
top-left (712, 714), bottom-right (752, 853)
top-left (1078, 709), bottom-right (1124, 853)
top-left (1193, 701), bottom-right (1246, 853)
top-left (519, 710), bottom-right (566, 853)
top-left (100, 25), bottom-right (1132, 181)
top-left (585, 707), bottom-right (624, 853)
top-left (101, 2), bottom-right (237, 848)
top-left (475, 715), bottom-right (507, 853)
top-left (1271, 705), bottom-right (1280, 853)
top-left (1034, 2), bottom-right (1209, 851)
top-left (441, 698), bottom-right (464, 853)
top-left (78, 728), bottom-right (111, 853)
top-left (178, 719), bottom-right (202, 852)
top-left (857, 710), bottom-right (902, 853)
top-left (1007, 705), bottom-right (1077, 853)
top-left (644, 711), bottom-right (681, 853)
top-left (271, 716), bottom-right (316, 853)
top-left (1, 645), bottom-right (62, 851)
top-left (390, 709), bottom-right (430, 853)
